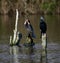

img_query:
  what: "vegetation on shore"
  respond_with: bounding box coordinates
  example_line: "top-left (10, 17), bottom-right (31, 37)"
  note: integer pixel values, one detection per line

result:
top-left (0, 0), bottom-right (60, 15)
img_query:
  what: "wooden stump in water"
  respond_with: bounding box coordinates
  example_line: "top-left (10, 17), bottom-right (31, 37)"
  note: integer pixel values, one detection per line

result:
top-left (40, 33), bottom-right (47, 63)
top-left (42, 33), bottom-right (47, 50)
top-left (9, 9), bottom-right (22, 46)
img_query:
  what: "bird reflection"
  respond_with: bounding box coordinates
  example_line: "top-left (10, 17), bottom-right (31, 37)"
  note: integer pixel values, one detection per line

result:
top-left (26, 46), bottom-right (34, 63)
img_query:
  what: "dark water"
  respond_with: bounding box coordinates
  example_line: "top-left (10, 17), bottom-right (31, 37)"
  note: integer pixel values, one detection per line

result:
top-left (0, 15), bottom-right (60, 63)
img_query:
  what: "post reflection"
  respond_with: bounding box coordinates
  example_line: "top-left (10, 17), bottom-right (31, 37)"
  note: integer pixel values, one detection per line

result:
top-left (40, 49), bottom-right (47, 63)
top-left (10, 46), bottom-right (20, 63)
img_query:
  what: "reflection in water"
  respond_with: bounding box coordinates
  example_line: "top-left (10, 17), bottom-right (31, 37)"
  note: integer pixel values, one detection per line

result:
top-left (27, 46), bottom-right (34, 63)
top-left (40, 48), bottom-right (47, 63)
top-left (0, 43), bottom-right (60, 63)
top-left (9, 45), bottom-right (34, 63)
top-left (10, 46), bottom-right (20, 63)
top-left (0, 15), bottom-right (15, 35)
top-left (22, 46), bottom-right (34, 63)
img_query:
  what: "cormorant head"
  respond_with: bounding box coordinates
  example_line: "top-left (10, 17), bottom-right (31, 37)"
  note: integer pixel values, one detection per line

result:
top-left (24, 19), bottom-right (30, 26)
top-left (40, 16), bottom-right (44, 22)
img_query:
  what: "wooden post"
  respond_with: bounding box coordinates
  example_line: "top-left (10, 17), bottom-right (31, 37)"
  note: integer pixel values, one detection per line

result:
top-left (41, 33), bottom-right (47, 63)
top-left (42, 33), bottom-right (47, 50)
top-left (10, 9), bottom-right (19, 45)
top-left (13, 9), bottom-right (18, 44)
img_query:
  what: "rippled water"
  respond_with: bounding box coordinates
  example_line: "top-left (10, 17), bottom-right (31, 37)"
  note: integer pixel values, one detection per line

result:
top-left (0, 15), bottom-right (60, 63)
top-left (0, 43), bottom-right (60, 63)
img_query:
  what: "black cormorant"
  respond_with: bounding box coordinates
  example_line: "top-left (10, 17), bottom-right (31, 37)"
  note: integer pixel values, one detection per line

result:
top-left (40, 16), bottom-right (47, 37)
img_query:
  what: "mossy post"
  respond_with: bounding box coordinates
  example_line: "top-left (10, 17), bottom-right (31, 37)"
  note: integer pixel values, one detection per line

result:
top-left (10, 9), bottom-right (19, 45)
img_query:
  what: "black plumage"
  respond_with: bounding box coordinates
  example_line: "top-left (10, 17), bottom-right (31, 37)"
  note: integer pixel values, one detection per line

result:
top-left (40, 17), bottom-right (47, 34)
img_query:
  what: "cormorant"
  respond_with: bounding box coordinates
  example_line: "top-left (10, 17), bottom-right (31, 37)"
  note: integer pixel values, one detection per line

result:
top-left (40, 16), bottom-right (47, 37)
top-left (15, 32), bottom-right (22, 45)
top-left (24, 19), bottom-right (36, 38)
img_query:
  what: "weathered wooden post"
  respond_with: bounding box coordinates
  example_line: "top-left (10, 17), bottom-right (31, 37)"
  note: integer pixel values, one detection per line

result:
top-left (10, 9), bottom-right (19, 45)
top-left (42, 33), bottom-right (47, 50)
top-left (41, 33), bottom-right (47, 63)
top-left (13, 9), bottom-right (18, 44)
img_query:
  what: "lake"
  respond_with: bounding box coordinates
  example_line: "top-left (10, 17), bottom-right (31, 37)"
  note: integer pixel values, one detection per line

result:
top-left (0, 14), bottom-right (60, 63)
